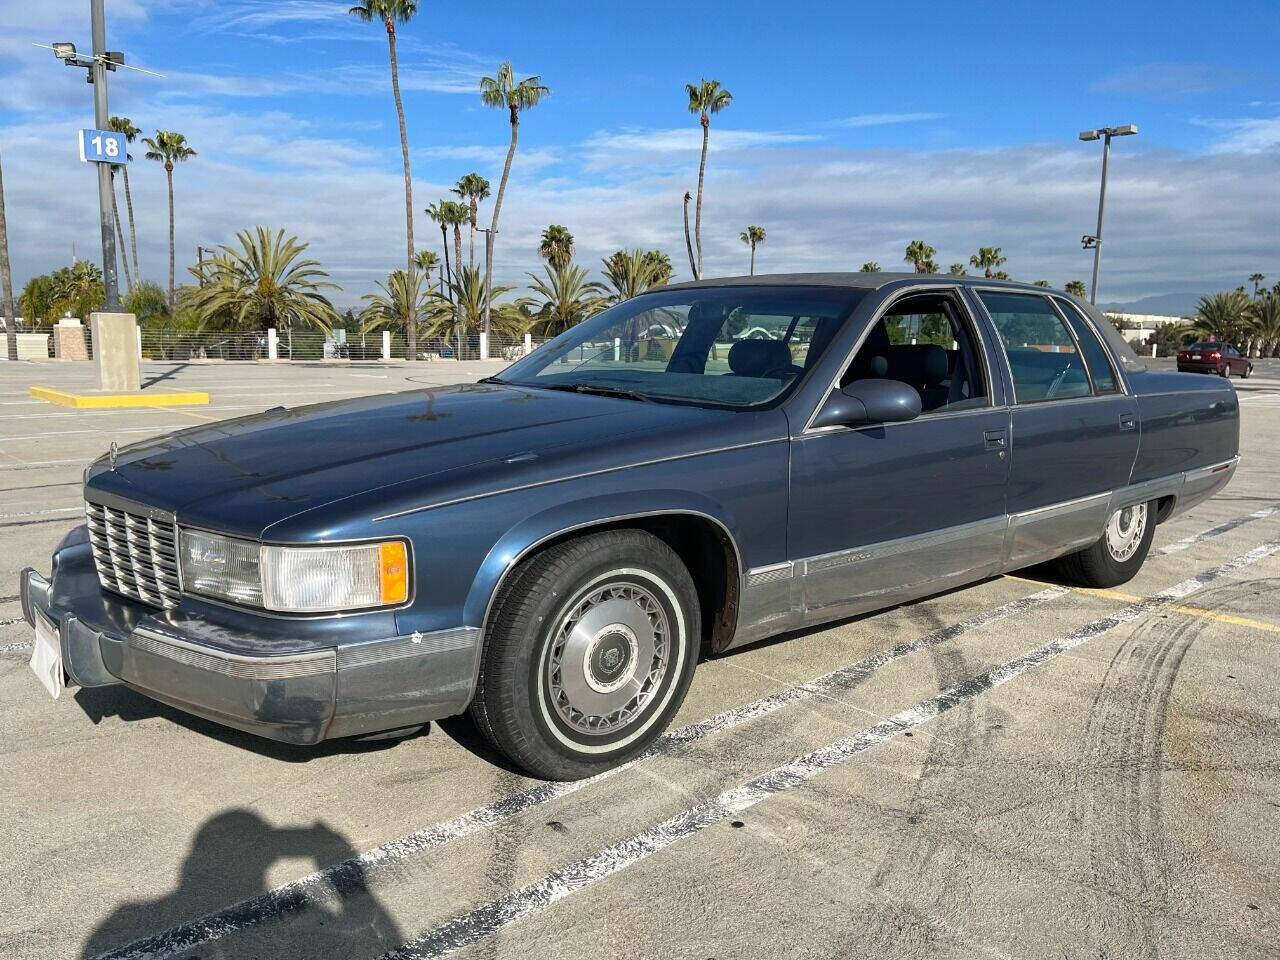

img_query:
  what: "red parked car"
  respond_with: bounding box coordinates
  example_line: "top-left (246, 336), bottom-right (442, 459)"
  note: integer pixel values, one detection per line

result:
top-left (1176, 341), bottom-right (1253, 378)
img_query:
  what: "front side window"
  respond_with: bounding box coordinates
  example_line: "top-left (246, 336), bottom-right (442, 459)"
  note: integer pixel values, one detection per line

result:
top-left (978, 292), bottom-right (1091, 402)
top-left (1055, 299), bottom-right (1119, 393)
top-left (499, 286), bottom-right (864, 409)
top-left (840, 292), bottom-right (988, 413)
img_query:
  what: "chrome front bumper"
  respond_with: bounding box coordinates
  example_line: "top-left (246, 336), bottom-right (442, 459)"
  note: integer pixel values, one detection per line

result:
top-left (20, 530), bottom-right (480, 745)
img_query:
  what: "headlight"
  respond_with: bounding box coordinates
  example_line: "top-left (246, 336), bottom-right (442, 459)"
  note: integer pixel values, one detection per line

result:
top-left (179, 530), bottom-right (409, 613)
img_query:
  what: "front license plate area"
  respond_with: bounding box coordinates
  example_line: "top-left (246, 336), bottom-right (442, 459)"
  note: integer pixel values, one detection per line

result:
top-left (29, 615), bottom-right (65, 699)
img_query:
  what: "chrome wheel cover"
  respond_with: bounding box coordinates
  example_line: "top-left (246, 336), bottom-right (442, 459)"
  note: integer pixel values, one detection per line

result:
top-left (546, 578), bottom-right (672, 737)
top-left (1105, 502), bottom-right (1148, 562)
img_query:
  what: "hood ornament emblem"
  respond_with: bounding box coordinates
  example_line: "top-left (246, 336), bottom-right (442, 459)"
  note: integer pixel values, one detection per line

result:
top-left (109, 441), bottom-right (118, 471)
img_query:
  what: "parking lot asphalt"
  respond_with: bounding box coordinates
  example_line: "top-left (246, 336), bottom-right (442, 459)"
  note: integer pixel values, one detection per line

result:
top-left (2, 356), bottom-right (1278, 960)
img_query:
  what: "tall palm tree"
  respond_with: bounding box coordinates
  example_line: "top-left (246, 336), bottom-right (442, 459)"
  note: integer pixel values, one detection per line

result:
top-left (681, 191), bottom-right (696, 278)
top-left (107, 116), bottom-right (141, 284)
top-left (685, 79), bottom-right (732, 280)
top-left (414, 249), bottom-right (440, 289)
top-left (0, 151), bottom-right (16, 360)
top-left (184, 227), bottom-right (338, 355)
top-left (859, 261), bottom-right (880, 273)
top-left (349, 0), bottom-right (420, 360)
top-left (480, 61), bottom-right (550, 337)
top-left (452, 173), bottom-right (490, 270)
top-left (426, 200), bottom-right (454, 299)
top-left (948, 263), bottom-right (968, 276)
top-left (602, 249), bottom-right (659, 303)
top-left (739, 225), bottom-right (766, 276)
top-left (969, 246), bottom-right (1007, 278)
top-left (142, 130), bottom-right (196, 311)
top-left (1249, 273), bottom-right (1265, 296)
top-left (1193, 290), bottom-right (1251, 345)
top-left (523, 261), bottom-right (607, 336)
top-left (903, 240), bottom-right (937, 274)
top-left (110, 183), bottom-right (133, 294)
top-left (440, 201), bottom-right (469, 294)
top-left (1064, 280), bottom-right (1087, 297)
top-left (538, 224), bottom-right (574, 270)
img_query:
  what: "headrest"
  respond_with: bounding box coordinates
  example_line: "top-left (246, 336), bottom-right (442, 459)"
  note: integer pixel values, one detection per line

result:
top-left (885, 344), bottom-right (948, 385)
top-left (728, 339), bottom-right (792, 378)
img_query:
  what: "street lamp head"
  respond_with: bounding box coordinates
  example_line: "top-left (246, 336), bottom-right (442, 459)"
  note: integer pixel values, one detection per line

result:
top-left (1111, 124), bottom-right (1138, 136)
top-left (1079, 129), bottom-right (1101, 141)
top-left (51, 41), bottom-right (77, 60)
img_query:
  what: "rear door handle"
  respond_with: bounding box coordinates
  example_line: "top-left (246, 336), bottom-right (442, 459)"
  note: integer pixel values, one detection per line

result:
top-left (983, 429), bottom-right (1007, 450)
top-left (1119, 414), bottom-right (1136, 432)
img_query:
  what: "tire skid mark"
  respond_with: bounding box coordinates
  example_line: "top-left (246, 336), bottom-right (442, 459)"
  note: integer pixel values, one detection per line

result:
top-left (379, 543), bottom-right (1280, 960)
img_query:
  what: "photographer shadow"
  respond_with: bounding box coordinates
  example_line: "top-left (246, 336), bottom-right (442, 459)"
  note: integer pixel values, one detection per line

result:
top-left (80, 809), bottom-right (403, 959)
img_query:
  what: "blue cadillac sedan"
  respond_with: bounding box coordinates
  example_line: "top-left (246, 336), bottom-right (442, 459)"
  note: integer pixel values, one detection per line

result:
top-left (21, 274), bottom-right (1239, 779)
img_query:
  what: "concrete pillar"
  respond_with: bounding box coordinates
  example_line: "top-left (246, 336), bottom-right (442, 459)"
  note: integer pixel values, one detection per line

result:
top-left (267, 328), bottom-right (279, 360)
top-left (479, 332), bottom-right (489, 361)
top-left (1151, 342), bottom-right (1157, 358)
top-left (382, 330), bottom-right (392, 360)
top-left (613, 338), bottom-right (621, 362)
top-left (136, 325), bottom-right (142, 360)
top-left (90, 312), bottom-right (140, 392)
top-left (524, 332), bottom-right (532, 356)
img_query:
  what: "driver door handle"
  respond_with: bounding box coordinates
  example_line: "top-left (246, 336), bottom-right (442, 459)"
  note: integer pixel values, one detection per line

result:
top-left (1119, 413), bottom-right (1136, 432)
top-left (984, 429), bottom-right (1007, 450)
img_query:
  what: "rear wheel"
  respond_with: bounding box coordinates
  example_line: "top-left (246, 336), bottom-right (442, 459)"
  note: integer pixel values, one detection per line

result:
top-left (1242, 364), bottom-right (1253, 378)
top-left (1219, 364), bottom-right (1230, 377)
top-left (1052, 500), bottom-right (1156, 588)
top-left (469, 529), bottom-right (700, 780)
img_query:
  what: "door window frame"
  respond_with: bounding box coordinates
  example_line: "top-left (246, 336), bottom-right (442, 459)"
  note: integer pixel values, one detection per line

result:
top-left (1049, 296), bottom-right (1127, 396)
top-left (802, 284), bottom-right (999, 434)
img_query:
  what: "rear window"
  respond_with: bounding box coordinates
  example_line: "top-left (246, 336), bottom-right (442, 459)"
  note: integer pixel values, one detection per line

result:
top-left (1185, 342), bottom-right (1227, 351)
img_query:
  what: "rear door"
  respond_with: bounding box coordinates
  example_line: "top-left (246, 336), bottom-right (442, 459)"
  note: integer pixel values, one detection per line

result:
top-left (970, 290), bottom-right (1140, 568)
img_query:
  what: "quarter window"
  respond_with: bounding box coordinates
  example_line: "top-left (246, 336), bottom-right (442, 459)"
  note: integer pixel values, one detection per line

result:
top-left (1055, 299), bottom-right (1119, 393)
top-left (978, 292), bottom-right (1090, 402)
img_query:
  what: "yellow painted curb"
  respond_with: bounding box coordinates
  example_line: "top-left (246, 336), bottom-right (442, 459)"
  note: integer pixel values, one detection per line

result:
top-left (30, 386), bottom-right (211, 408)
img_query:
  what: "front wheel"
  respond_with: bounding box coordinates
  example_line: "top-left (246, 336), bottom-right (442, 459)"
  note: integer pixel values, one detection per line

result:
top-left (1242, 364), bottom-right (1253, 378)
top-left (1052, 500), bottom-right (1156, 588)
top-left (469, 529), bottom-right (700, 780)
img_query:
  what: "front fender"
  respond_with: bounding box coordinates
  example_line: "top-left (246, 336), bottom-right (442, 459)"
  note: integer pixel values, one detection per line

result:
top-left (461, 489), bottom-right (743, 632)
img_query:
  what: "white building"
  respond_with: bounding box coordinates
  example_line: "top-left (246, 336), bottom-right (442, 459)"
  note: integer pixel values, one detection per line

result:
top-left (1104, 313), bottom-right (1193, 344)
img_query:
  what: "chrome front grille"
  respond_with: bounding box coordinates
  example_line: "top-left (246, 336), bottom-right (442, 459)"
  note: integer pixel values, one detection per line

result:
top-left (85, 501), bottom-right (181, 608)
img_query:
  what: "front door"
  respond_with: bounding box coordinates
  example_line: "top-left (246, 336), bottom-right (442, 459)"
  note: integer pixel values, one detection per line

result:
top-left (970, 290), bottom-right (1141, 567)
top-left (789, 288), bottom-right (1011, 626)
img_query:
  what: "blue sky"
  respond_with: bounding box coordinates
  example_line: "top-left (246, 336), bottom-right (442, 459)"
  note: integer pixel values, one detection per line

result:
top-left (3, 0), bottom-right (1278, 311)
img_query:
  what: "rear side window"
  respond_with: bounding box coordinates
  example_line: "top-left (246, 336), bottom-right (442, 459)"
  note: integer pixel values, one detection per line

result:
top-left (978, 292), bottom-right (1090, 402)
top-left (1055, 299), bottom-right (1119, 393)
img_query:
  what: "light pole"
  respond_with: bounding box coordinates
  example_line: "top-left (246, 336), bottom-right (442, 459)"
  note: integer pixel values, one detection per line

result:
top-left (1079, 124), bottom-right (1137, 305)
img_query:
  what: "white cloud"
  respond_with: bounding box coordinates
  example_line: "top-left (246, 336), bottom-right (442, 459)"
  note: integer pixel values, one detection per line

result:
top-left (1195, 115), bottom-right (1280, 154)
top-left (831, 113), bottom-right (945, 128)
top-left (1091, 62), bottom-right (1245, 96)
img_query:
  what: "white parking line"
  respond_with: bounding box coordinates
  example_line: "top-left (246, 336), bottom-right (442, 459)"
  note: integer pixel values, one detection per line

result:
top-left (381, 540), bottom-right (1280, 960)
top-left (0, 506), bottom-right (82, 520)
top-left (1159, 503), bottom-right (1279, 554)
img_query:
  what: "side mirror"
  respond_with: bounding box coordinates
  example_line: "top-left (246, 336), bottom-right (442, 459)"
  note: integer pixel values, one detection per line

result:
top-left (810, 379), bottom-right (922, 429)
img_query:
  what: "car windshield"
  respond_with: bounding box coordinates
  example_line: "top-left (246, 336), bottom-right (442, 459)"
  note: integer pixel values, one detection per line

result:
top-left (498, 285), bottom-right (865, 408)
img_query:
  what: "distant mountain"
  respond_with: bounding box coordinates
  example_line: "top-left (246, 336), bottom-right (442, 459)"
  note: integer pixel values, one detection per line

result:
top-left (1098, 292), bottom-right (1199, 317)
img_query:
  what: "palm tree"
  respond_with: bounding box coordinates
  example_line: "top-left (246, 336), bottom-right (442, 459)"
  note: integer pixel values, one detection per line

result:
top-left (859, 261), bottom-right (880, 273)
top-left (969, 246), bottom-right (1007, 278)
top-left (739, 225), bottom-right (766, 276)
top-left (644, 250), bottom-right (673, 286)
top-left (524, 261), bottom-right (607, 336)
top-left (480, 61), bottom-right (550, 337)
top-left (681, 192), bottom-right (697, 279)
top-left (426, 200), bottom-right (454, 298)
top-left (1248, 293), bottom-right (1280, 357)
top-left (359, 268), bottom-right (431, 338)
top-left (1033, 279), bottom-right (1051, 287)
top-left (0, 151), bottom-right (15, 360)
top-left (452, 173), bottom-right (490, 270)
top-left (183, 227), bottom-right (338, 357)
top-left (349, 0), bottom-right (420, 360)
top-left (1249, 273), bottom-right (1265, 297)
top-left (421, 266), bottom-right (523, 356)
top-left (948, 263), bottom-right (968, 276)
top-left (1193, 290), bottom-right (1251, 345)
top-left (49, 260), bottom-right (105, 319)
top-left (903, 241), bottom-right (937, 274)
top-left (142, 130), bottom-right (196, 311)
top-left (602, 249), bottom-right (660, 303)
top-left (414, 249), bottom-right (440, 289)
top-left (685, 79), bottom-right (733, 280)
top-left (1065, 280), bottom-right (1087, 297)
top-left (107, 116), bottom-right (142, 286)
top-left (440, 201), bottom-right (469, 294)
top-left (538, 224), bottom-right (575, 271)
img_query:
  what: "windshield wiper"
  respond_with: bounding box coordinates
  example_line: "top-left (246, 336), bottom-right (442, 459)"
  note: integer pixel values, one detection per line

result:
top-left (477, 375), bottom-right (508, 384)
top-left (542, 383), bottom-right (654, 403)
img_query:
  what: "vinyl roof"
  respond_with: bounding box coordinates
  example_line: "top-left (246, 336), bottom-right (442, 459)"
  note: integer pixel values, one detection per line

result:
top-left (662, 271), bottom-right (1064, 293)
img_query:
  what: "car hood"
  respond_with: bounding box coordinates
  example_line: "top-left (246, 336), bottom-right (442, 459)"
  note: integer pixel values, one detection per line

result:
top-left (85, 383), bottom-right (733, 537)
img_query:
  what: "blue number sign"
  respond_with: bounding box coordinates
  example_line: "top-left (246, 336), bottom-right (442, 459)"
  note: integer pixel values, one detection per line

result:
top-left (78, 129), bottom-right (128, 164)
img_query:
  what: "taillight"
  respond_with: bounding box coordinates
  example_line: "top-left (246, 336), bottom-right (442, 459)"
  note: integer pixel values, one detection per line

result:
top-left (1208, 351), bottom-right (1221, 359)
